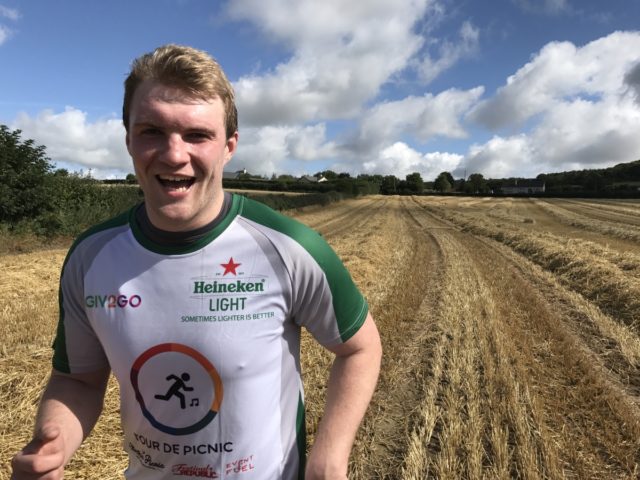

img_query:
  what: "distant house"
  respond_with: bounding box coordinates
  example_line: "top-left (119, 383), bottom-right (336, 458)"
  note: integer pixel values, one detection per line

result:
top-left (501, 179), bottom-right (545, 195)
top-left (223, 168), bottom-right (248, 180)
top-left (299, 175), bottom-right (328, 183)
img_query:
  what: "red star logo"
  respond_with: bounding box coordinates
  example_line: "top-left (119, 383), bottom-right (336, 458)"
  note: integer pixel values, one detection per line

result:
top-left (221, 257), bottom-right (241, 276)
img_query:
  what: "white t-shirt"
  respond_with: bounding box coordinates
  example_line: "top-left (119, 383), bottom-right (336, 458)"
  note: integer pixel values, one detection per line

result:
top-left (53, 194), bottom-right (368, 479)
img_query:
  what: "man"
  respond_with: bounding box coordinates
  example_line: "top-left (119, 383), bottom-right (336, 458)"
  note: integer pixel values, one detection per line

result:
top-left (12, 44), bottom-right (381, 479)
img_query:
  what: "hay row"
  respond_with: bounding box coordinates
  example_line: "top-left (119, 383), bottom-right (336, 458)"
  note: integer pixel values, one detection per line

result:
top-left (534, 199), bottom-right (640, 242)
top-left (399, 207), bottom-right (563, 478)
top-left (416, 199), bottom-right (640, 330)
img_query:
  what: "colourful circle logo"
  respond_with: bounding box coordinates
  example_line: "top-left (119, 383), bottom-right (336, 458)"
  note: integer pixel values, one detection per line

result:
top-left (130, 343), bottom-right (223, 436)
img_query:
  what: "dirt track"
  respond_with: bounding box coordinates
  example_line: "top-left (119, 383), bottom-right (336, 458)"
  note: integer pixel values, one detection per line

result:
top-left (2, 195), bottom-right (639, 479)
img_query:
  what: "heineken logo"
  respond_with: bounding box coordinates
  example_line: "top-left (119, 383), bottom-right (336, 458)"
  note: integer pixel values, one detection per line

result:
top-left (220, 257), bottom-right (241, 276)
top-left (193, 279), bottom-right (265, 294)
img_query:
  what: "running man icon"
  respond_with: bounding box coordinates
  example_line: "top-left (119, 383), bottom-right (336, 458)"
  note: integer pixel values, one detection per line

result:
top-left (155, 372), bottom-right (195, 409)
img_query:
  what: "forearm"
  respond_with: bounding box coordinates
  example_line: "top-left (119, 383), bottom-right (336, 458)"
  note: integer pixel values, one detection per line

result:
top-left (307, 315), bottom-right (382, 478)
top-left (35, 369), bottom-right (109, 464)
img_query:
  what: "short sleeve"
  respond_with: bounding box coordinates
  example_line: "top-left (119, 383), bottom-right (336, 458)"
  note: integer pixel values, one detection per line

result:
top-left (52, 237), bottom-right (110, 373)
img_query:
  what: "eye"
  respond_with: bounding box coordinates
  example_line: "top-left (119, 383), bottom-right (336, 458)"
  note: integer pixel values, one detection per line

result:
top-left (185, 131), bottom-right (213, 142)
top-left (140, 127), bottom-right (163, 136)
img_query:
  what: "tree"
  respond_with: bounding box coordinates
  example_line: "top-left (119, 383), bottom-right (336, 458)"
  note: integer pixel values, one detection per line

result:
top-left (125, 173), bottom-right (137, 184)
top-left (584, 171), bottom-right (605, 191)
top-left (434, 172), bottom-right (453, 192)
top-left (467, 173), bottom-right (488, 194)
top-left (405, 172), bottom-right (424, 193)
top-left (0, 125), bottom-right (53, 223)
top-left (380, 175), bottom-right (399, 194)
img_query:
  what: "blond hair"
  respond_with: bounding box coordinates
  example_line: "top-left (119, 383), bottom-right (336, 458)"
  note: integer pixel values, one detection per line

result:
top-left (123, 44), bottom-right (237, 138)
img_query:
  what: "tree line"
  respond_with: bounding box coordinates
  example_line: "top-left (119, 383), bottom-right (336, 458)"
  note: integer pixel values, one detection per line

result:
top-left (0, 125), bottom-right (142, 236)
top-left (2, 124), bottom-right (639, 237)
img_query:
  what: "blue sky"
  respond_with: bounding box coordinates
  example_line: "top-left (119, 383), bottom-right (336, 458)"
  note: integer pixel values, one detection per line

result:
top-left (2, 0), bottom-right (640, 180)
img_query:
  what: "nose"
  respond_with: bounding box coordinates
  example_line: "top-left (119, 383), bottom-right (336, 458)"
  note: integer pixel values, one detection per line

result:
top-left (161, 134), bottom-right (189, 165)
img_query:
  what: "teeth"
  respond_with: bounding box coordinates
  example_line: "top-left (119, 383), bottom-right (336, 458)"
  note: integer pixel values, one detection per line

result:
top-left (157, 175), bottom-right (194, 191)
top-left (159, 175), bottom-right (192, 181)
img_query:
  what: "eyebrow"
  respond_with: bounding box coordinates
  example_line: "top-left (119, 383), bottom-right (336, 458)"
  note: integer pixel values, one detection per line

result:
top-left (132, 120), bottom-right (216, 133)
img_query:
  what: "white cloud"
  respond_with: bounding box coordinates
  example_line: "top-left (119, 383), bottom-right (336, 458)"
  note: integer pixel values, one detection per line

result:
top-left (460, 93), bottom-right (640, 179)
top-left (513, 0), bottom-right (570, 15)
top-left (284, 124), bottom-right (336, 161)
top-left (0, 4), bottom-right (19, 46)
top-left (462, 135), bottom-right (533, 178)
top-left (625, 61), bottom-right (640, 104)
top-left (232, 86), bottom-right (482, 177)
top-left (354, 142), bottom-right (463, 180)
top-left (460, 94), bottom-right (640, 179)
top-left (229, 0), bottom-right (432, 126)
top-left (231, 123), bottom-right (337, 176)
top-left (469, 32), bottom-right (640, 129)
top-left (0, 24), bottom-right (10, 45)
top-left (458, 31), bottom-right (640, 178)
top-left (531, 95), bottom-right (640, 168)
top-left (345, 87), bottom-right (483, 157)
top-left (417, 20), bottom-right (480, 84)
top-left (0, 5), bottom-right (19, 21)
top-left (12, 108), bottom-right (131, 178)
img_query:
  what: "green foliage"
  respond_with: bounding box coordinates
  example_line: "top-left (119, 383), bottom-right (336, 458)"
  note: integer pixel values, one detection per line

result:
top-left (244, 191), bottom-right (350, 211)
top-left (405, 172), bottom-right (424, 193)
top-left (380, 175), bottom-right (399, 194)
top-left (0, 125), bottom-right (53, 223)
top-left (0, 125), bottom-right (143, 236)
top-left (223, 172), bottom-right (382, 196)
top-left (538, 159), bottom-right (640, 195)
top-left (434, 172), bottom-right (453, 192)
top-left (466, 173), bottom-right (489, 194)
top-left (37, 175), bottom-right (142, 235)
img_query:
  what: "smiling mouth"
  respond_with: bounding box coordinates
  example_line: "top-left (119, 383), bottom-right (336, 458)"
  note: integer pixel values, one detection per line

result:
top-left (157, 175), bottom-right (195, 191)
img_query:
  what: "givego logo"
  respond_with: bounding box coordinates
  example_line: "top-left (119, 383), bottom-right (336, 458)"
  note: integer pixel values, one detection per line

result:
top-left (85, 294), bottom-right (142, 309)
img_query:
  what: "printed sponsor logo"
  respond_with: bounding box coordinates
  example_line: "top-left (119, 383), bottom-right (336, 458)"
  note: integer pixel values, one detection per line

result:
top-left (186, 257), bottom-right (273, 320)
top-left (132, 433), bottom-right (233, 455)
top-left (171, 463), bottom-right (219, 478)
top-left (221, 257), bottom-right (241, 276)
top-left (225, 455), bottom-right (255, 475)
top-left (189, 257), bottom-right (267, 313)
top-left (128, 442), bottom-right (165, 471)
top-left (193, 279), bottom-right (265, 295)
top-left (131, 344), bottom-right (223, 436)
top-left (85, 294), bottom-right (142, 308)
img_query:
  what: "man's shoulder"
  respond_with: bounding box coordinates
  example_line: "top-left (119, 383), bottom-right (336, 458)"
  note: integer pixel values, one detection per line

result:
top-left (64, 208), bottom-right (134, 265)
top-left (234, 194), bottom-right (346, 274)
top-left (234, 194), bottom-right (321, 244)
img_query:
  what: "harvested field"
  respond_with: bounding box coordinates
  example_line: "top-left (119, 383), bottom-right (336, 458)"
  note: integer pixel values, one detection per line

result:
top-left (2, 195), bottom-right (640, 479)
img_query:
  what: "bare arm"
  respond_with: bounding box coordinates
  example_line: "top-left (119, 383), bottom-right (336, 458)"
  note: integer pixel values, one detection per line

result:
top-left (11, 367), bottom-right (110, 479)
top-left (305, 313), bottom-right (382, 479)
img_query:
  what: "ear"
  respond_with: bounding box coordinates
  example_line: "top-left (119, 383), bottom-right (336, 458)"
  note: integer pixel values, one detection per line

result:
top-left (224, 131), bottom-right (239, 166)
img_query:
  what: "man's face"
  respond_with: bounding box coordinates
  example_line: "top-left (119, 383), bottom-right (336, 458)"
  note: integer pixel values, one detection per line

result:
top-left (126, 80), bottom-right (238, 231)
